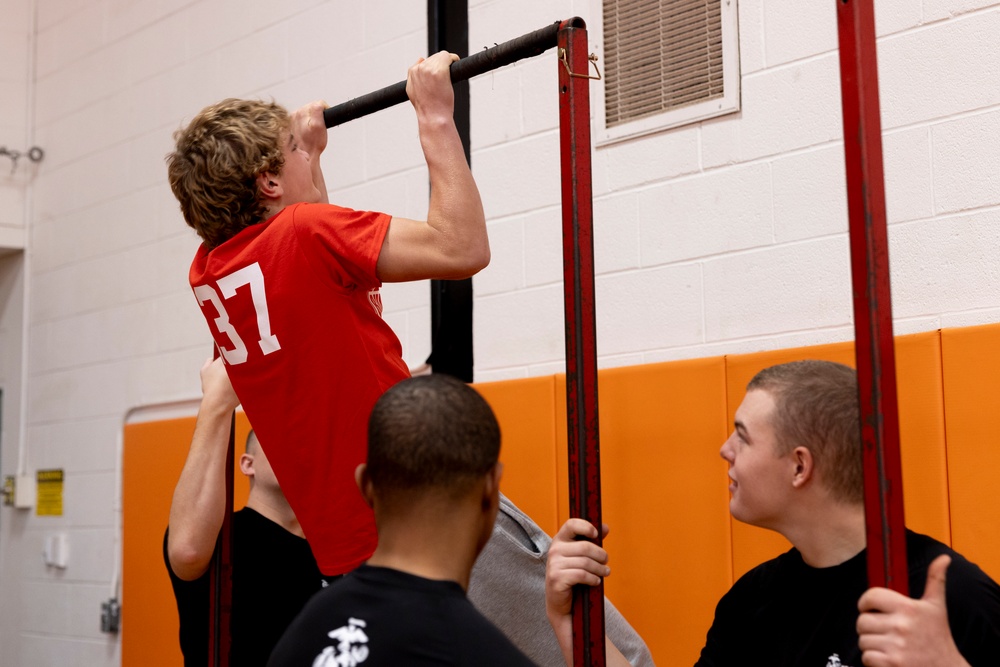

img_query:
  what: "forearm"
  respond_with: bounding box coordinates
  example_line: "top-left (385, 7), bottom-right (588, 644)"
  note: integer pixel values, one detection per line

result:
top-left (310, 150), bottom-right (329, 204)
top-left (547, 610), bottom-right (630, 667)
top-left (166, 400), bottom-right (233, 580)
top-left (294, 100), bottom-right (329, 203)
top-left (606, 637), bottom-right (632, 666)
top-left (374, 52), bottom-right (489, 282)
top-left (419, 115), bottom-right (488, 272)
top-left (548, 608), bottom-right (575, 667)
top-left (545, 519), bottom-right (629, 667)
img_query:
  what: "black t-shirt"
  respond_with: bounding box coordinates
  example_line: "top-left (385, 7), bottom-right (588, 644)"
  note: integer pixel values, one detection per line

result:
top-left (164, 507), bottom-right (328, 667)
top-left (267, 564), bottom-right (538, 666)
top-left (696, 530), bottom-right (1000, 667)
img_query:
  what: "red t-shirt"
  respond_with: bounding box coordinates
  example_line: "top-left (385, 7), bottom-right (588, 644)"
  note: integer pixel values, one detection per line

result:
top-left (189, 202), bottom-right (410, 575)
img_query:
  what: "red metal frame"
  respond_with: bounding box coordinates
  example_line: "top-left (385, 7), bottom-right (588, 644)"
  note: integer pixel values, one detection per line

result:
top-left (836, 0), bottom-right (908, 593)
top-left (207, 348), bottom-right (235, 666)
top-left (557, 18), bottom-right (606, 667)
top-left (325, 16), bottom-right (608, 661)
top-left (206, 425), bottom-right (234, 667)
top-left (202, 5), bottom-right (910, 660)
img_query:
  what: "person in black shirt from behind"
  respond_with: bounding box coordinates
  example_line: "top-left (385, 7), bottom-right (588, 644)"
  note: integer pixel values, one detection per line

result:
top-left (269, 374), bottom-right (536, 666)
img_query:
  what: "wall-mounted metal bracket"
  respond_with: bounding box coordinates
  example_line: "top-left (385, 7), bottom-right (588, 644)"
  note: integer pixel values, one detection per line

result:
top-left (558, 48), bottom-right (602, 80)
top-left (0, 145), bottom-right (45, 173)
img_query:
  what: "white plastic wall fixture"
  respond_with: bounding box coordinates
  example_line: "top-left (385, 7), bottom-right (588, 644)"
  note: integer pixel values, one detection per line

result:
top-left (43, 533), bottom-right (69, 569)
top-left (14, 473), bottom-right (34, 509)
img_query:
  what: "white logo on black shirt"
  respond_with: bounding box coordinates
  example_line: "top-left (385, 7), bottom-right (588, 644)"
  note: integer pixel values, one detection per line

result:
top-left (312, 617), bottom-right (369, 666)
top-left (826, 654), bottom-right (853, 667)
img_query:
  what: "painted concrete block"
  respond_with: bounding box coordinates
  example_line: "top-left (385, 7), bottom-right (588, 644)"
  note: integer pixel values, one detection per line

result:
top-left (638, 162), bottom-right (774, 266)
top-left (932, 110), bottom-right (1000, 214)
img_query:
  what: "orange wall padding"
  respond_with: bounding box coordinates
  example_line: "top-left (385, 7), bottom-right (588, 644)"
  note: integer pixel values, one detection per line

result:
top-left (122, 325), bottom-right (1000, 666)
top-left (584, 357), bottom-right (731, 666)
top-left (893, 332), bottom-right (951, 544)
top-left (122, 413), bottom-right (250, 667)
top-left (474, 375), bottom-right (561, 536)
top-left (941, 324), bottom-right (1000, 582)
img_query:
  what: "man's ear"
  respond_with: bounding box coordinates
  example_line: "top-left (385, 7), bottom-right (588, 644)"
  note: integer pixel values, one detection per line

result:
top-left (239, 452), bottom-right (254, 478)
top-left (790, 446), bottom-right (815, 488)
top-left (474, 462), bottom-right (504, 556)
top-left (355, 463), bottom-right (375, 509)
top-left (256, 172), bottom-right (282, 199)
top-left (482, 462), bottom-right (503, 511)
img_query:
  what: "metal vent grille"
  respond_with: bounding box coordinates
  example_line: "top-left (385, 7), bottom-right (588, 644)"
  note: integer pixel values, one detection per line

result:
top-left (604, 0), bottom-right (725, 128)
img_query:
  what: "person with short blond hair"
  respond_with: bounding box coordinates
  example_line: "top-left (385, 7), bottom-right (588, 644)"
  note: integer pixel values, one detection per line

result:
top-left (169, 50), bottom-right (488, 578)
top-left (168, 99), bottom-right (289, 249)
top-left (169, 50), bottom-right (651, 664)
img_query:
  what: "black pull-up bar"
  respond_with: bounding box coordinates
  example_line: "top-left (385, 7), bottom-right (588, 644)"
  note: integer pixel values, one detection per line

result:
top-left (323, 18), bottom-right (584, 128)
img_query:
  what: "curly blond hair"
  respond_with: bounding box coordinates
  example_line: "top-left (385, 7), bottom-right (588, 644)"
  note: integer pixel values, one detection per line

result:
top-left (167, 99), bottom-right (288, 248)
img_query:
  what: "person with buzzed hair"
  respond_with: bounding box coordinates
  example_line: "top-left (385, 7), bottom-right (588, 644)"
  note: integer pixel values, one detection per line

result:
top-left (546, 360), bottom-right (1000, 667)
top-left (268, 374), bottom-right (536, 666)
top-left (165, 358), bottom-right (327, 666)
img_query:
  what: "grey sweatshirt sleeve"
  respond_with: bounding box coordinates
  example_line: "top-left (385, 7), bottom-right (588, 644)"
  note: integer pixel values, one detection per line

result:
top-left (468, 494), bottom-right (655, 667)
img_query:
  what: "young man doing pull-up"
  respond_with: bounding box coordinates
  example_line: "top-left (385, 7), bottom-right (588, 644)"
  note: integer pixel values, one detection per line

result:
top-left (168, 50), bottom-right (653, 664)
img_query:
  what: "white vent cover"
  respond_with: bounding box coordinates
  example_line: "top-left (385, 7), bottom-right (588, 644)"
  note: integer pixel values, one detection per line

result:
top-left (598, 0), bottom-right (740, 142)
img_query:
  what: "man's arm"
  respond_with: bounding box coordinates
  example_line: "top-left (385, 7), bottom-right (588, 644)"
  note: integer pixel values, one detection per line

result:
top-left (166, 357), bottom-right (241, 581)
top-left (376, 50), bottom-right (489, 283)
top-left (856, 555), bottom-right (971, 667)
top-left (545, 519), bottom-right (632, 667)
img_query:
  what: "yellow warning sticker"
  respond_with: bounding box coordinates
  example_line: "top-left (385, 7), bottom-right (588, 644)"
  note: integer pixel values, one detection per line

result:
top-left (36, 469), bottom-right (64, 516)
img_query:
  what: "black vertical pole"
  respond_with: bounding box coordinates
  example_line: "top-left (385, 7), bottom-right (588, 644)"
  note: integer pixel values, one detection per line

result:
top-left (427, 0), bottom-right (474, 382)
top-left (207, 365), bottom-right (234, 666)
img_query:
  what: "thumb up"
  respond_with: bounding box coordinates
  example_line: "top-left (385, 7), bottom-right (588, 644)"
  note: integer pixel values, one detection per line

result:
top-left (856, 555), bottom-right (970, 667)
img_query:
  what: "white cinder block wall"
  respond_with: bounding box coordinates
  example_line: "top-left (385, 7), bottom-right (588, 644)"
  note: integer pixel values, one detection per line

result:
top-left (471, 0), bottom-right (1000, 381)
top-left (0, 0), bottom-right (31, 662)
top-left (0, 0), bottom-right (997, 664)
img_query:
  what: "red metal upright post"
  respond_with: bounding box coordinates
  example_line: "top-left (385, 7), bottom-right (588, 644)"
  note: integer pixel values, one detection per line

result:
top-left (208, 347), bottom-right (235, 666)
top-left (272, 17), bottom-right (605, 664)
top-left (557, 17), bottom-right (606, 667)
top-left (835, 0), bottom-right (908, 593)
